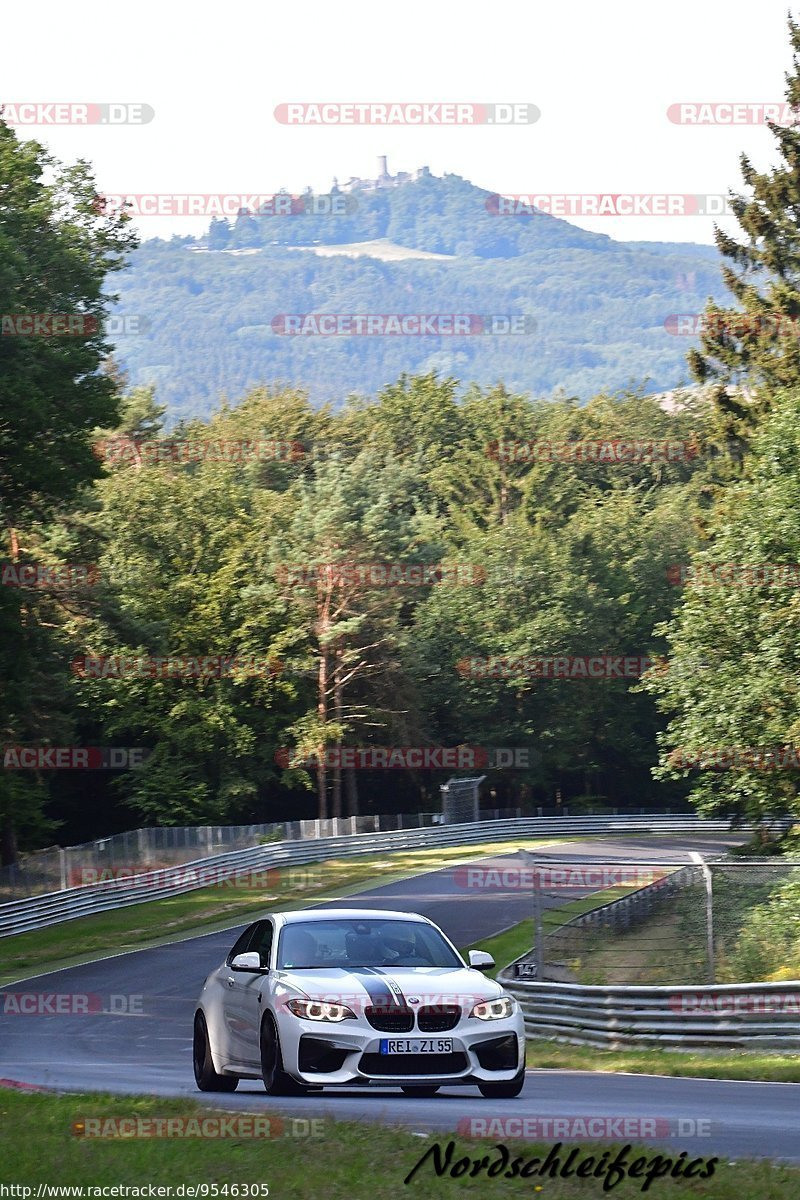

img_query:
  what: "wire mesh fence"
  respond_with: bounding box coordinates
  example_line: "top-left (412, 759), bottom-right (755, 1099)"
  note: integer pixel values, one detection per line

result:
top-left (440, 775), bottom-right (486, 823)
top-left (0, 807), bottom-right (522, 901)
top-left (511, 856), bottom-right (800, 986)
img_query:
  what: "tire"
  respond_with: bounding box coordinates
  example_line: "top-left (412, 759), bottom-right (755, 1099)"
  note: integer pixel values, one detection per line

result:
top-left (477, 1066), bottom-right (526, 1099)
top-left (400, 1085), bottom-right (440, 1097)
top-left (193, 1011), bottom-right (238, 1092)
top-left (260, 1013), bottom-right (309, 1096)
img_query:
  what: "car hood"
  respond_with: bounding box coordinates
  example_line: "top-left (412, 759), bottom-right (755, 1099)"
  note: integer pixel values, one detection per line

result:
top-left (272, 965), bottom-right (506, 1010)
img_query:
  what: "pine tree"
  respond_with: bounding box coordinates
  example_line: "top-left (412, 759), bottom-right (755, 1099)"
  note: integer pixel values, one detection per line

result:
top-left (689, 16), bottom-right (800, 451)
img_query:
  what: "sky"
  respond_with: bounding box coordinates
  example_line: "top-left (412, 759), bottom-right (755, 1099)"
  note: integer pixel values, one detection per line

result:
top-left (1, 0), bottom-right (796, 245)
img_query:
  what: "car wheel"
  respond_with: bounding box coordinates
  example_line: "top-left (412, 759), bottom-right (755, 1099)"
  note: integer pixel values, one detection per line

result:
top-left (260, 1013), bottom-right (309, 1096)
top-left (193, 1011), bottom-right (238, 1092)
top-left (400, 1085), bottom-right (440, 1097)
top-left (477, 1066), bottom-right (526, 1099)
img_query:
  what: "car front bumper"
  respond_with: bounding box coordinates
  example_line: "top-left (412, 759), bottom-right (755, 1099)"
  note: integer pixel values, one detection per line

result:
top-left (275, 1011), bottom-right (526, 1087)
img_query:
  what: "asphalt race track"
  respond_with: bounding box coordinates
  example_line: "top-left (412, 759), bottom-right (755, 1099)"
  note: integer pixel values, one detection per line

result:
top-left (3, 833), bottom-right (799, 1162)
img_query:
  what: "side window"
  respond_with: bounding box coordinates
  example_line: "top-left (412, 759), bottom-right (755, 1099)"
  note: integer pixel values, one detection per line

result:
top-left (226, 923), bottom-right (258, 965)
top-left (251, 921), bottom-right (274, 969)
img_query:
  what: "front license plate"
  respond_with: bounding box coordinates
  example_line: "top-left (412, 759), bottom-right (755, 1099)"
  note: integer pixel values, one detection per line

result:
top-left (379, 1038), bottom-right (453, 1054)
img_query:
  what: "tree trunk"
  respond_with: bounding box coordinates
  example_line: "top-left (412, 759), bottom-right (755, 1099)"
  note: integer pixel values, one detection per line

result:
top-left (1, 527), bottom-right (20, 865)
top-left (332, 657), bottom-right (343, 818)
top-left (345, 767), bottom-right (359, 817)
top-left (499, 469), bottom-right (509, 526)
top-left (317, 644), bottom-right (328, 820)
top-left (0, 808), bottom-right (17, 868)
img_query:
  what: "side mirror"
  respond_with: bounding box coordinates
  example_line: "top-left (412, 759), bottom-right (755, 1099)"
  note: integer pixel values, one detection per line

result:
top-left (468, 950), bottom-right (496, 972)
top-left (231, 951), bottom-right (265, 972)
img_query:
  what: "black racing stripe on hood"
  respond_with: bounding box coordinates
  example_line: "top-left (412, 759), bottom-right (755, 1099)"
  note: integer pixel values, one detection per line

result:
top-left (368, 967), bottom-right (407, 1008)
top-left (349, 967), bottom-right (406, 1010)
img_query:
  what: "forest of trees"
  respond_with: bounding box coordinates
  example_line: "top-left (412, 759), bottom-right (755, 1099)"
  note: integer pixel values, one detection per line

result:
top-left (2, 368), bottom-right (718, 858)
top-left (5, 17), bottom-right (800, 865)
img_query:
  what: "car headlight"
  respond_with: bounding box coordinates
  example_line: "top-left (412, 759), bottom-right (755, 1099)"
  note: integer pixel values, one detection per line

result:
top-left (285, 998), bottom-right (357, 1022)
top-left (469, 996), bottom-right (515, 1021)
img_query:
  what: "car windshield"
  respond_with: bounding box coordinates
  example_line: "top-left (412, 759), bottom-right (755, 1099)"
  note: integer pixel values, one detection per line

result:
top-left (276, 918), bottom-right (463, 969)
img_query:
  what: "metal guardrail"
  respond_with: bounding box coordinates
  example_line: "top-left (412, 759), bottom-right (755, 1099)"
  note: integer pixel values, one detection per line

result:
top-left (3, 811), bottom-right (522, 901)
top-left (499, 852), bottom-right (800, 1049)
top-left (501, 976), bottom-right (800, 1049)
top-left (0, 814), bottom-right (734, 938)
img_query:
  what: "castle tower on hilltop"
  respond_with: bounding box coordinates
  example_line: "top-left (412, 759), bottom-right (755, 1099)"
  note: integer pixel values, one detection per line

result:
top-left (337, 160), bottom-right (431, 193)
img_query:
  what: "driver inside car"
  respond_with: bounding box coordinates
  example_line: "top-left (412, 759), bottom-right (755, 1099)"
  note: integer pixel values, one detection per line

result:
top-left (345, 930), bottom-right (388, 965)
top-left (383, 934), bottom-right (434, 965)
top-left (281, 927), bottom-right (320, 968)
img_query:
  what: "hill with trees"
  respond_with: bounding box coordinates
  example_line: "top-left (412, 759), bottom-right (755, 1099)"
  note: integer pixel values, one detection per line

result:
top-left (110, 172), bottom-right (724, 420)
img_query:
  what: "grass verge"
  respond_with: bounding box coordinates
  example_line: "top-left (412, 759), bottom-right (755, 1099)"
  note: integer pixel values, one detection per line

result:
top-left (1, 1090), bottom-right (797, 1198)
top-left (525, 1040), bottom-right (800, 1082)
top-left (0, 838), bottom-right (565, 986)
top-left (465, 884), bottom-right (661, 982)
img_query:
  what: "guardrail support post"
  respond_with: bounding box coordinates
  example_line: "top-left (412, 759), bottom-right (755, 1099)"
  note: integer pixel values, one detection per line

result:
top-left (690, 851), bottom-right (715, 983)
top-left (532, 862), bottom-right (545, 979)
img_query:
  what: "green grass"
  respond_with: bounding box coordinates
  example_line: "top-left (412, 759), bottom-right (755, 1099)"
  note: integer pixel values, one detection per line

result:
top-left (526, 1041), bottom-right (800, 1082)
top-left (468, 919), bottom-right (537, 980)
top-left (568, 904), bottom-right (697, 986)
top-left (466, 885), bottom-right (661, 981)
top-left (0, 838), bottom-right (567, 985)
top-left (1, 1091), bottom-right (797, 1198)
